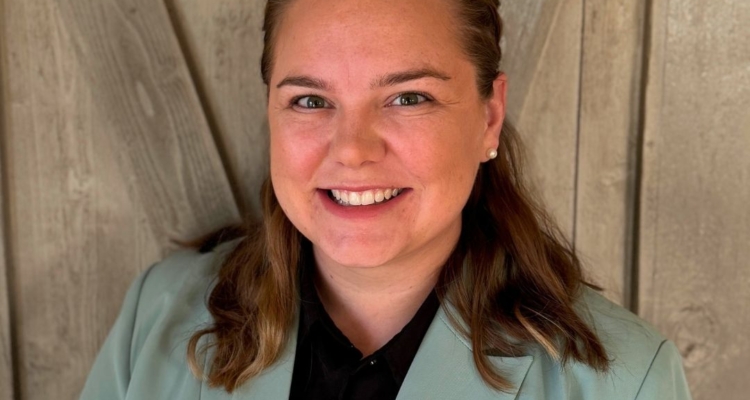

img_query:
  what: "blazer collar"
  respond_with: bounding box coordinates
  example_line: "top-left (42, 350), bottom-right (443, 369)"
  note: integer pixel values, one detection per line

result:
top-left (222, 305), bottom-right (533, 400)
top-left (396, 306), bottom-right (534, 400)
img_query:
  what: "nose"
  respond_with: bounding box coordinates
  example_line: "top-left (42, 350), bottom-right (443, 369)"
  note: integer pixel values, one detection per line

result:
top-left (329, 109), bottom-right (386, 168)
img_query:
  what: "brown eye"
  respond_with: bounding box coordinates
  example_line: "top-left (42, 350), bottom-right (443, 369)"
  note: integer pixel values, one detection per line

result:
top-left (295, 96), bottom-right (329, 108)
top-left (391, 93), bottom-right (429, 106)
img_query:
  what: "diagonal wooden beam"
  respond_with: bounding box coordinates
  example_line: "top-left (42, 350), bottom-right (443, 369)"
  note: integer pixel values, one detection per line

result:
top-left (166, 0), bottom-right (268, 218)
top-left (57, 0), bottom-right (241, 240)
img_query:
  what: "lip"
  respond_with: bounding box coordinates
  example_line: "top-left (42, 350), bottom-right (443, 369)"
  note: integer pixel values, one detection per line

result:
top-left (317, 188), bottom-right (409, 219)
top-left (320, 185), bottom-right (406, 192)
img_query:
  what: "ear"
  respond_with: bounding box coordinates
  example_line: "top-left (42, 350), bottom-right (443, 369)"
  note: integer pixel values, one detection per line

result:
top-left (482, 73), bottom-right (508, 158)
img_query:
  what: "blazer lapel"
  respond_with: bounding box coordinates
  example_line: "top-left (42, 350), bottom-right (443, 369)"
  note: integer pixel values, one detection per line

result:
top-left (201, 306), bottom-right (533, 400)
top-left (396, 307), bottom-right (533, 400)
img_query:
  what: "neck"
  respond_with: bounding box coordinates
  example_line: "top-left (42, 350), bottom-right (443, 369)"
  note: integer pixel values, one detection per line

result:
top-left (312, 248), bottom-right (448, 356)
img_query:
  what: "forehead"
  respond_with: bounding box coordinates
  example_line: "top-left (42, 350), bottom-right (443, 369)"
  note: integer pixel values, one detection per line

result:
top-left (271, 0), bottom-right (470, 86)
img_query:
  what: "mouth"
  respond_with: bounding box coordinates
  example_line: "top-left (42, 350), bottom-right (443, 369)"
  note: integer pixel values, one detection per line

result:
top-left (326, 188), bottom-right (406, 206)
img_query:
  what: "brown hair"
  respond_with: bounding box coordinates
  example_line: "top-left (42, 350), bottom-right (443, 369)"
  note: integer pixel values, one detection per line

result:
top-left (187, 0), bottom-right (610, 392)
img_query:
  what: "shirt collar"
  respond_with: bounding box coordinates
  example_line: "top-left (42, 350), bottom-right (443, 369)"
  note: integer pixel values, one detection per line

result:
top-left (296, 256), bottom-right (440, 385)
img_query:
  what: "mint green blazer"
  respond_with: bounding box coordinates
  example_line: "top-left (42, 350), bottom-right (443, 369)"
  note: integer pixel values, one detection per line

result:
top-left (80, 243), bottom-right (692, 400)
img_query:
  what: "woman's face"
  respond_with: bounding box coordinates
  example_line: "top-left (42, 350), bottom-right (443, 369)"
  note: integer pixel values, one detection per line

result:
top-left (268, 0), bottom-right (506, 270)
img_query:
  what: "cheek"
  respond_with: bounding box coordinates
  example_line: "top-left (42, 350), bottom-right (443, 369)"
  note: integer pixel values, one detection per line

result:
top-left (269, 126), bottom-right (326, 238)
top-left (392, 116), bottom-right (483, 184)
top-left (270, 117), bottom-right (329, 184)
top-left (390, 134), bottom-right (480, 228)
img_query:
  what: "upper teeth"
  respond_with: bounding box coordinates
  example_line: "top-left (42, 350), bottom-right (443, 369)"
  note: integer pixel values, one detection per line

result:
top-left (331, 188), bottom-right (402, 206)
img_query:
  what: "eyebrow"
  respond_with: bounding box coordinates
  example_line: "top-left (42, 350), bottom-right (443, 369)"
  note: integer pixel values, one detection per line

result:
top-left (372, 68), bottom-right (451, 88)
top-left (275, 68), bottom-right (451, 91)
top-left (276, 76), bottom-right (331, 91)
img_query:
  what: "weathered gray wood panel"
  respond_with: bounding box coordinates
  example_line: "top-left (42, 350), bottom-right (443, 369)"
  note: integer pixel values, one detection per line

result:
top-left (0, 261), bottom-right (11, 400)
top-left (56, 0), bottom-right (241, 239)
top-left (0, 1), bottom-right (15, 398)
top-left (500, 0), bottom-right (563, 123)
top-left (639, 0), bottom-right (750, 399)
top-left (515, 0), bottom-right (582, 240)
top-left (0, 224), bottom-right (11, 400)
top-left (3, 1), bottom-right (164, 397)
top-left (167, 0), bottom-right (268, 216)
top-left (575, 0), bottom-right (647, 306)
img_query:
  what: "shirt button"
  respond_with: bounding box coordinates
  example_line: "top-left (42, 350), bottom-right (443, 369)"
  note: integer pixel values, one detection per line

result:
top-left (369, 359), bottom-right (378, 366)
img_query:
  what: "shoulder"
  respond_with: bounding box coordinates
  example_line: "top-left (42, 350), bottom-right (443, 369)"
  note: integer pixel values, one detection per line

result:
top-left (136, 244), bottom-right (224, 304)
top-left (131, 239), bottom-right (243, 357)
top-left (518, 287), bottom-right (689, 399)
top-left (129, 239), bottom-right (243, 396)
top-left (135, 238), bottom-right (242, 316)
top-left (80, 239), bottom-right (243, 400)
top-left (128, 238), bottom-right (245, 337)
top-left (577, 287), bottom-right (666, 362)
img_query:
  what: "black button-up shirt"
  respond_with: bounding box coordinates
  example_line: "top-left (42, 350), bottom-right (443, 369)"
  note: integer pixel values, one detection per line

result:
top-left (288, 263), bottom-right (440, 400)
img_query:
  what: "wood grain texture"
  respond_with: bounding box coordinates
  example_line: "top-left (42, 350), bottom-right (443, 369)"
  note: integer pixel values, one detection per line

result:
top-left (167, 0), bottom-right (268, 217)
top-left (0, 258), bottom-right (11, 400)
top-left (0, 215), bottom-right (11, 400)
top-left (3, 0), bottom-right (172, 398)
top-left (56, 0), bottom-right (241, 240)
top-left (500, 0), bottom-right (564, 122)
top-left (515, 0), bottom-right (582, 240)
top-left (639, 0), bottom-right (750, 398)
top-left (575, 0), bottom-right (647, 306)
top-left (0, 0), bottom-right (15, 398)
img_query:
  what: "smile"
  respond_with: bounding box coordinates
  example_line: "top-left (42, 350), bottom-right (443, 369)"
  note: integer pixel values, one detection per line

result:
top-left (329, 188), bottom-right (404, 206)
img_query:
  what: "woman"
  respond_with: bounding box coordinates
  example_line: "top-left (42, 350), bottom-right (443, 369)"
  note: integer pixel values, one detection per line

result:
top-left (80, 0), bottom-right (692, 399)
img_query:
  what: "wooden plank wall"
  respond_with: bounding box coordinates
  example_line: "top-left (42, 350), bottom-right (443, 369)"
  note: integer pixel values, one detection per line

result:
top-left (576, 0), bottom-right (647, 307)
top-left (56, 0), bottom-right (241, 238)
top-left (0, 0), bottom-right (17, 397)
top-left (1, 0), bottom-right (239, 398)
top-left (3, 2), bottom-right (164, 398)
top-left (0, 0), bottom-right (747, 399)
top-left (513, 0), bottom-right (581, 239)
top-left (511, 0), bottom-right (647, 306)
top-left (166, 0), bottom-right (268, 217)
top-left (638, 0), bottom-right (750, 398)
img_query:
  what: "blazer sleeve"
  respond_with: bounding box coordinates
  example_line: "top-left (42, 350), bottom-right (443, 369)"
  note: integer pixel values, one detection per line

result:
top-left (634, 340), bottom-right (693, 400)
top-left (78, 266), bottom-right (153, 400)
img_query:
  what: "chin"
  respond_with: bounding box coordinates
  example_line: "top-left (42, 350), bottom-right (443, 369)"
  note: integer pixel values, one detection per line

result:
top-left (314, 241), bottom-right (400, 269)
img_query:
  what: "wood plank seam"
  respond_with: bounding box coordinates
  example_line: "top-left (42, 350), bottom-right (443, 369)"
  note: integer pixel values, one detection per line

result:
top-left (630, 0), bottom-right (657, 315)
top-left (571, 0), bottom-right (586, 252)
top-left (574, 0), bottom-right (653, 306)
top-left (0, 0), bottom-right (20, 396)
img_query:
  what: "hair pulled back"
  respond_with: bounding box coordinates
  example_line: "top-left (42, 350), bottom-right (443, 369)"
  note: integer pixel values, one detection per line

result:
top-left (188, 0), bottom-right (610, 392)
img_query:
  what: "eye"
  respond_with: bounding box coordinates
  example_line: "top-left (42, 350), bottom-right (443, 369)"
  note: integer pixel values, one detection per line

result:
top-left (390, 92), bottom-right (431, 107)
top-left (293, 95), bottom-right (330, 109)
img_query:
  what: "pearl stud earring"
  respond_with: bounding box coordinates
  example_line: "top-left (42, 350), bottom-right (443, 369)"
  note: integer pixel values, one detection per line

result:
top-left (487, 148), bottom-right (498, 160)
